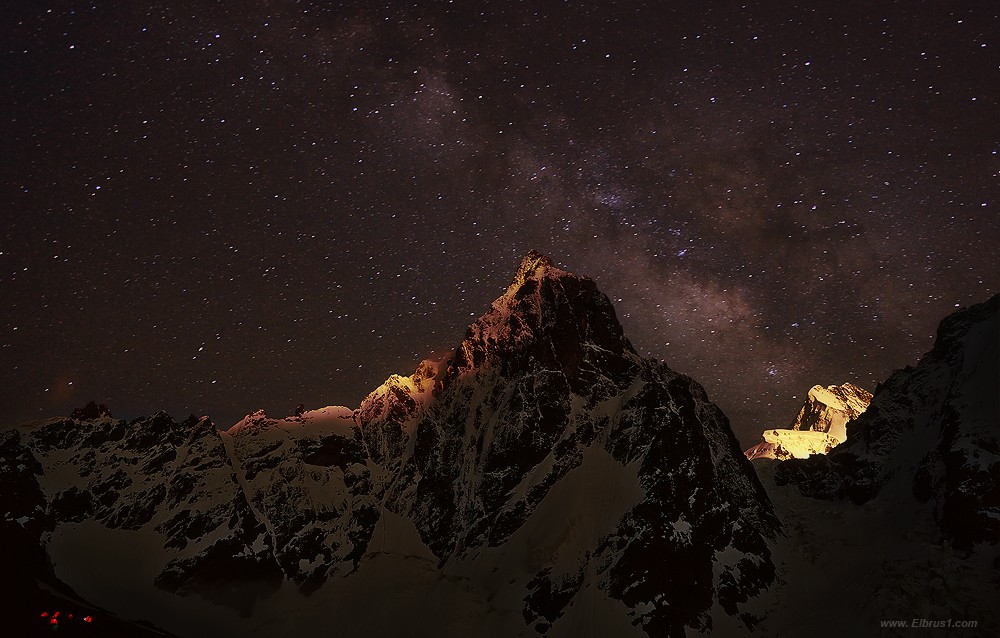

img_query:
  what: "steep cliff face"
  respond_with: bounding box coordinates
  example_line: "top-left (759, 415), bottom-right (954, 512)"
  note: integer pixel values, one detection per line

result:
top-left (1, 252), bottom-right (778, 637)
top-left (738, 296), bottom-right (1000, 637)
top-left (776, 295), bottom-right (1000, 549)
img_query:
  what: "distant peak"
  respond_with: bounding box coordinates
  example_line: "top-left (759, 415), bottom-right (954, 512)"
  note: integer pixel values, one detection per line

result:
top-left (69, 401), bottom-right (113, 421)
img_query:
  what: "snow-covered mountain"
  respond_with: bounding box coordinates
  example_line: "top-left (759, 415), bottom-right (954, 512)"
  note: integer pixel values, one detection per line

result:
top-left (744, 383), bottom-right (872, 460)
top-left (1, 252), bottom-right (778, 637)
top-left (755, 294), bottom-right (999, 636)
top-left (776, 294), bottom-right (999, 548)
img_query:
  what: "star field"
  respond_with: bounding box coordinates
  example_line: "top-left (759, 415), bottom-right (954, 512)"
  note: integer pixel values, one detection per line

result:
top-left (3, 1), bottom-right (998, 444)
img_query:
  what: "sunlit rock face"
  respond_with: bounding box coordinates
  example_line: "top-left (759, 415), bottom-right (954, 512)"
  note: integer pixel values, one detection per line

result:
top-left (788, 383), bottom-right (872, 443)
top-left (776, 294), bottom-right (1000, 549)
top-left (744, 383), bottom-right (872, 461)
top-left (1, 252), bottom-right (778, 637)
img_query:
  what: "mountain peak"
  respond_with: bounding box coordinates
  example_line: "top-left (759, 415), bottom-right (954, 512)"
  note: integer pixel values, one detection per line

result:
top-left (356, 358), bottom-right (443, 430)
top-left (797, 383), bottom-right (872, 439)
top-left (510, 250), bottom-right (556, 287)
top-left (446, 252), bottom-right (637, 394)
top-left (776, 293), bottom-right (998, 548)
top-left (498, 250), bottom-right (573, 304)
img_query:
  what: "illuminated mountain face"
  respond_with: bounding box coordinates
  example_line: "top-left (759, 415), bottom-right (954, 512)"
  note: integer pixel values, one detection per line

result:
top-left (786, 383), bottom-right (872, 443)
top-left (744, 382), bottom-right (873, 461)
top-left (744, 428), bottom-right (841, 461)
top-left (1, 253), bottom-right (778, 637)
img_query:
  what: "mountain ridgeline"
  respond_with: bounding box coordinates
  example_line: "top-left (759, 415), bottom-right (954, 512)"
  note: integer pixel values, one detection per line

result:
top-left (1, 252), bottom-right (779, 637)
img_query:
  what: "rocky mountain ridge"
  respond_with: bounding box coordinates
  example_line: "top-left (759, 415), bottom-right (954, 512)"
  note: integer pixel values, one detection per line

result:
top-left (1, 252), bottom-right (778, 637)
top-left (746, 294), bottom-right (1000, 636)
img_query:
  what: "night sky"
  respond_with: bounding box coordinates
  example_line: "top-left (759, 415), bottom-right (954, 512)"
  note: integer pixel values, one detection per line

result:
top-left (3, 1), bottom-right (998, 445)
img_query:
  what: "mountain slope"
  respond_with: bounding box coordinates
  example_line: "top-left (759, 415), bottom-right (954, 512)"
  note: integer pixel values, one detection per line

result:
top-left (1, 252), bottom-right (778, 637)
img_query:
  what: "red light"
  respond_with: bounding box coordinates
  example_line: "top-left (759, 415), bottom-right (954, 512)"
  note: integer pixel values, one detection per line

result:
top-left (53, 611), bottom-right (61, 618)
top-left (69, 613), bottom-right (74, 619)
top-left (40, 612), bottom-right (49, 618)
top-left (50, 618), bottom-right (58, 625)
top-left (84, 615), bottom-right (93, 623)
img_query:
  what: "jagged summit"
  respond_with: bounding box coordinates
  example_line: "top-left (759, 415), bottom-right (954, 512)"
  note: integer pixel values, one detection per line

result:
top-left (235, 253), bottom-right (632, 435)
top-left (777, 294), bottom-right (999, 546)
top-left (508, 249), bottom-right (558, 289)
top-left (357, 358), bottom-right (443, 428)
top-left (494, 250), bottom-right (576, 310)
top-left (447, 251), bottom-right (638, 397)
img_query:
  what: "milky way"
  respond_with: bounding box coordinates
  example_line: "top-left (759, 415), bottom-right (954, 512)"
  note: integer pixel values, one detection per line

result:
top-left (3, 1), bottom-right (998, 444)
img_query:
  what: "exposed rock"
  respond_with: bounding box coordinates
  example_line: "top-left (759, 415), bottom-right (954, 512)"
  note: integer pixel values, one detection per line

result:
top-left (788, 383), bottom-right (872, 442)
top-left (70, 401), bottom-right (113, 421)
